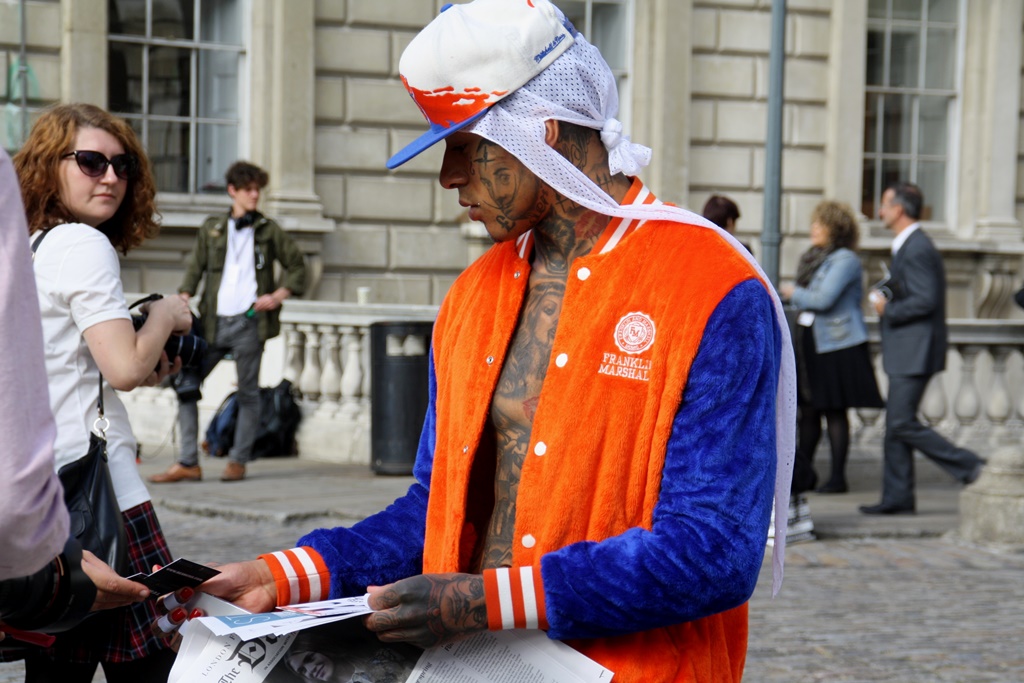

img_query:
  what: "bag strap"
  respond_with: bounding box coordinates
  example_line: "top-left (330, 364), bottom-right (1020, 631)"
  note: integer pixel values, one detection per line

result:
top-left (30, 229), bottom-right (109, 438)
top-left (29, 229), bottom-right (48, 259)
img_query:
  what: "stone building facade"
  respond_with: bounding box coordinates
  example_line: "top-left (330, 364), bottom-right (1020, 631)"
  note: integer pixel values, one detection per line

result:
top-left (3, 0), bottom-right (1024, 317)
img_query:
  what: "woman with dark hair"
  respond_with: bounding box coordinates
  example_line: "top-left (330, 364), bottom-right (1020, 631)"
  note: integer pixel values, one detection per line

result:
top-left (6, 103), bottom-right (192, 682)
top-left (780, 200), bottom-right (883, 494)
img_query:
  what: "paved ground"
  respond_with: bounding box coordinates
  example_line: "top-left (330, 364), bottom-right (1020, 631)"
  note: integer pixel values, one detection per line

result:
top-left (3, 452), bottom-right (1022, 682)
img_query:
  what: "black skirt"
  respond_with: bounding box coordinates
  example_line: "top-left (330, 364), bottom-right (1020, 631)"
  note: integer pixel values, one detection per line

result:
top-left (796, 327), bottom-right (884, 411)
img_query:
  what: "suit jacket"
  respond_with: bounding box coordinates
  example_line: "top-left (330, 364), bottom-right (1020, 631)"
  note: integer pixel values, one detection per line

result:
top-left (789, 247), bottom-right (869, 354)
top-left (879, 228), bottom-right (947, 377)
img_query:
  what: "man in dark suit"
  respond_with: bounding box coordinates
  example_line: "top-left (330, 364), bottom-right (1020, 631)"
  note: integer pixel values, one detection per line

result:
top-left (860, 182), bottom-right (985, 515)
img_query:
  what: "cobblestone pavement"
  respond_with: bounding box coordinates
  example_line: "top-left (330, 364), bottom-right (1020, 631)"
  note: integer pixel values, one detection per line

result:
top-left (4, 455), bottom-right (1023, 682)
top-left (747, 537), bottom-right (1024, 682)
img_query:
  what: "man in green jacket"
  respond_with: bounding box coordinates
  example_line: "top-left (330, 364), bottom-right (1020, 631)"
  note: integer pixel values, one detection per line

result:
top-left (150, 161), bottom-right (306, 483)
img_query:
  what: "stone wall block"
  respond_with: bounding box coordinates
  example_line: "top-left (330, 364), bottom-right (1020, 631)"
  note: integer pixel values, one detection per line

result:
top-left (323, 224), bottom-right (389, 269)
top-left (315, 175), bottom-right (345, 218)
top-left (753, 147), bottom-right (825, 192)
top-left (315, 76), bottom-right (345, 121)
top-left (692, 54), bottom-right (756, 98)
top-left (391, 226), bottom-right (467, 270)
top-left (717, 101), bottom-right (768, 143)
top-left (347, 79), bottom-right (425, 126)
top-left (786, 104), bottom-right (828, 146)
top-left (718, 10), bottom-right (772, 54)
top-left (316, 127), bottom-right (390, 171)
top-left (316, 27), bottom-right (391, 74)
top-left (792, 14), bottom-right (831, 58)
top-left (346, 175), bottom-right (433, 221)
top-left (315, 0), bottom-right (346, 23)
top-left (690, 100), bottom-right (716, 142)
top-left (691, 8), bottom-right (717, 51)
top-left (349, 0), bottom-right (434, 29)
top-left (690, 146), bottom-right (754, 188)
top-left (786, 0), bottom-right (832, 11)
top-left (342, 274), bottom-right (434, 305)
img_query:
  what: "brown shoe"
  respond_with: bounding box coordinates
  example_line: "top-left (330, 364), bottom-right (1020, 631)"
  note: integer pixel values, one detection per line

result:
top-left (149, 463), bottom-right (202, 483)
top-left (220, 461), bottom-right (246, 482)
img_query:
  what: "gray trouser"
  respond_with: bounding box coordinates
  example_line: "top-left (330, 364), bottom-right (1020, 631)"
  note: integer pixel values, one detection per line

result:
top-left (881, 373), bottom-right (983, 507)
top-left (177, 314), bottom-right (263, 466)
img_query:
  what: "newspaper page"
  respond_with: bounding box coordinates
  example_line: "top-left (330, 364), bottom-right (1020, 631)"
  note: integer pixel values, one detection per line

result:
top-left (170, 596), bottom-right (613, 683)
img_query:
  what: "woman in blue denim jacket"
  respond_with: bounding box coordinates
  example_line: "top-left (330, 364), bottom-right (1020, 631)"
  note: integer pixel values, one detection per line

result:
top-left (780, 201), bottom-right (883, 494)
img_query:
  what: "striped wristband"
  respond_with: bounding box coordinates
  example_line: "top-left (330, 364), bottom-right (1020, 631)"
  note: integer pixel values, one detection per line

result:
top-left (258, 547), bottom-right (331, 606)
top-left (483, 566), bottom-right (548, 631)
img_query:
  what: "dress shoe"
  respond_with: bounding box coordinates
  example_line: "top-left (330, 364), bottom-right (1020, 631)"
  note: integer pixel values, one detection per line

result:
top-left (220, 461), bottom-right (246, 482)
top-left (148, 463), bottom-right (202, 483)
top-left (814, 481), bottom-right (849, 494)
top-left (858, 502), bottom-right (915, 515)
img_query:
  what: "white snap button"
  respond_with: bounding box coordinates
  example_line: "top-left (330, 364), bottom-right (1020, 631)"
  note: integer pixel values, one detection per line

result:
top-left (577, 267), bottom-right (591, 281)
top-left (462, 445), bottom-right (469, 453)
top-left (522, 534), bottom-right (536, 548)
top-left (486, 356), bottom-right (494, 365)
top-left (514, 271), bottom-right (521, 279)
top-left (555, 353), bottom-right (568, 368)
top-left (534, 441), bottom-right (547, 456)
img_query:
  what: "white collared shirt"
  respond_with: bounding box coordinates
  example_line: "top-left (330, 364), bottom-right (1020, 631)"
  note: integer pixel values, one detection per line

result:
top-left (217, 217), bottom-right (259, 316)
top-left (891, 222), bottom-right (921, 256)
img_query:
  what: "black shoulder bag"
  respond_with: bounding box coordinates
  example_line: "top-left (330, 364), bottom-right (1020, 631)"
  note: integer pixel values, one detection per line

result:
top-left (31, 230), bottom-right (129, 575)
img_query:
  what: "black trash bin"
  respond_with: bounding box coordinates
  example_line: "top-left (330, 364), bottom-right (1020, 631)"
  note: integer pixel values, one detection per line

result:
top-left (370, 321), bottom-right (434, 475)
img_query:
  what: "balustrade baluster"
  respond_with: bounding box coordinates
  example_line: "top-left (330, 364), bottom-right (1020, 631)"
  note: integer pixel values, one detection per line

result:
top-left (339, 326), bottom-right (363, 419)
top-left (298, 324), bottom-right (322, 401)
top-left (283, 324), bottom-right (304, 388)
top-left (921, 374), bottom-right (948, 427)
top-left (319, 326), bottom-right (343, 413)
top-left (985, 345), bottom-right (1015, 446)
top-left (953, 344), bottom-right (982, 427)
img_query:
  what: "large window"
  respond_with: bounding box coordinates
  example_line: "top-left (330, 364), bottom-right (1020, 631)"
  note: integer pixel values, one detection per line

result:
top-left (559, 0), bottom-right (633, 132)
top-left (108, 0), bottom-right (245, 194)
top-left (863, 0), bottom-right (960, 222)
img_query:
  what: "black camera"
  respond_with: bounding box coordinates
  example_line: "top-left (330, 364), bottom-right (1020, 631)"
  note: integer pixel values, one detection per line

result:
top-left (129, 295), bottom-right (207, 369)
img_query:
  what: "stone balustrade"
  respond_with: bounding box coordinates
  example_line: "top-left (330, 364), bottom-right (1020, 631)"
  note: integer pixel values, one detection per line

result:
top-left (853, 320), bottom-right (1024, 455)
top-left (123, 300), bottom-right (1024, 467)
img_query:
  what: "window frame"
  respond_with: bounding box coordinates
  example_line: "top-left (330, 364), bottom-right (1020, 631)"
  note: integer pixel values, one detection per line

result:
top-left (862, 0), bottom-right (965, 227)
top-left (107, 0), bottom-right (250, 198)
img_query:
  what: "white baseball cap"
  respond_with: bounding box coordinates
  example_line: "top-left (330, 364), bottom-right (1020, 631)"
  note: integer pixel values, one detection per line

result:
top-left (387, 0), bottom-right (575, 169)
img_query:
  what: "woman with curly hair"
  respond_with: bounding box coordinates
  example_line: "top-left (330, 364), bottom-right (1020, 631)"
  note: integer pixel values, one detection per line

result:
top-left (6, 103), bottom-right (192, 682)
top-left (780, 200), bottom-right (884, 495)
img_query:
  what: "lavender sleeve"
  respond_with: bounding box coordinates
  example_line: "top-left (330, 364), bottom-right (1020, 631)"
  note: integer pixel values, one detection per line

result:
top-left (0, 149), bottom-right (69, 580)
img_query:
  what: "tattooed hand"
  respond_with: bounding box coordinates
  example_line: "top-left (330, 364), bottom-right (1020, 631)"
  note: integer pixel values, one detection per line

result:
top-left (364, 573), bottom-right (487, 648)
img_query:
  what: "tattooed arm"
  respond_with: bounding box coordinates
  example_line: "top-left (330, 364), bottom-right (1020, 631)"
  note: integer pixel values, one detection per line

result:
top-left (364, 573), bottom-right (487, 648)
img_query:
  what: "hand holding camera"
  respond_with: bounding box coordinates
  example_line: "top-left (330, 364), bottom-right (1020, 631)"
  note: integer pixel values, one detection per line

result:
top-left (130, 294), bottom-right (207, 371)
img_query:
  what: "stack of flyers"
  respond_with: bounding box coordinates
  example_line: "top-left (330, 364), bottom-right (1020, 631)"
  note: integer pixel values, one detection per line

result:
top-left (198, 595), bottom-right (373, 639)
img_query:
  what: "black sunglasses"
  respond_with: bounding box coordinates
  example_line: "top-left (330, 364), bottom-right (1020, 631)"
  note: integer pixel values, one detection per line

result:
top-left (62, 150), bottom-right (138, 180)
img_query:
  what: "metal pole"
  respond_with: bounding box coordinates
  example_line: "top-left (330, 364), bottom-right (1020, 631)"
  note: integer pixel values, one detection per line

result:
top-left (19, 0), bottom-right (29, 144)
top-left (761, 0), bottom-right (786, 286)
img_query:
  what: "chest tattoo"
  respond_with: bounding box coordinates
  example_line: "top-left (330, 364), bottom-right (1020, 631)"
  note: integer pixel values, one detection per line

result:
top-left (481, 275), bottom-right (565, 568)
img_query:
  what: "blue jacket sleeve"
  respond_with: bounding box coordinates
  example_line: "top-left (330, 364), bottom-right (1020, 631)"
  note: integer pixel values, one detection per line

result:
top-left (789, 250), bottom-right (860, 312)
top-left (540, 280), bottom-right (780, 640)
top-left (296, 352), bottom-right (438, 597)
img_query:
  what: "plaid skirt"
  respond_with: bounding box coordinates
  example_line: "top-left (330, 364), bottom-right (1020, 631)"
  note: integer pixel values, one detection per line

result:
top-left (1, 501), bottom-right (175, 664)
